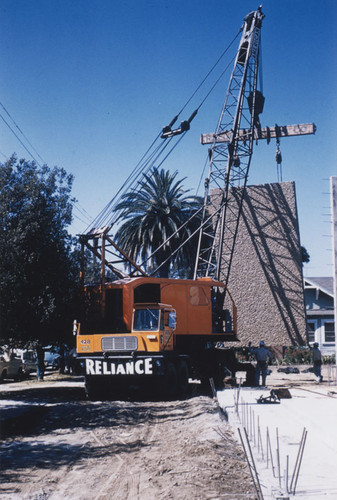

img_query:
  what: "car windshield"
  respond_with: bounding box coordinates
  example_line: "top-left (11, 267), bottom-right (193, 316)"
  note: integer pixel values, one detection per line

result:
top-left (133, 308), bottom-right (159, 331)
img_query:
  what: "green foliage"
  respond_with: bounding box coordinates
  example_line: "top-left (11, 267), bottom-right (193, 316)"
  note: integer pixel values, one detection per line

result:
top-left (0, 156), bottom-right (80, 343)
top-left (282, 346), bottom-right (335, 365)
top-left (322, 354), bottom-right (335, 364)
top-left (301, 246), bottom-right (310, 264)
top-left (114, 167), bottom-right (202, 278)
top-left (282, 346), bottom-right (312, 364)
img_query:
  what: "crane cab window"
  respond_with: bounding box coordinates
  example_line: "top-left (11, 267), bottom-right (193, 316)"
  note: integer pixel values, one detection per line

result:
top-left (133, 308), bottom-right (159, 331)
top-left (134, 284), bottom-right (161, 304)
top-left (168, 311), bottom-right (176, 330)
top-left (190, 286), bottom-right (209, 306)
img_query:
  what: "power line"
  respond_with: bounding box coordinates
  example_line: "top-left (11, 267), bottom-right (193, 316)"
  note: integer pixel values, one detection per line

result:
top-left (0, 111), bottom-right (43, 167)
top-left (76, 202), bottom-right (93, 221)
top-left (73, 203), bottom-right (93, 224)
top-left (72, 211), bottom-right (91, 227)
top-left (0, 101), bottom-right (47, 165)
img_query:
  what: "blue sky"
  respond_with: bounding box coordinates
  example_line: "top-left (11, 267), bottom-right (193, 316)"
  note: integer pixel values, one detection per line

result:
top-left (1, 0), bottom-right (336, 276)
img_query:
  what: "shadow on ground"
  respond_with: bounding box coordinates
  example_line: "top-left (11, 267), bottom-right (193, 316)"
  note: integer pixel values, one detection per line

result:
top-left (0, 379), bottom-right (213, 440)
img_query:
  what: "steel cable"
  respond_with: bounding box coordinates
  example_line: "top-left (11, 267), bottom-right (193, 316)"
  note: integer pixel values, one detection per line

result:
top-left (84, 29), bottom-right (242, 234)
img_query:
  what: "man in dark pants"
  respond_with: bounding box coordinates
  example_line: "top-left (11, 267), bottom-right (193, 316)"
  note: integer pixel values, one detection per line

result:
top-left (312, 342), bottom-right (323, 382)
top-left (249, 341), bottom-right (272, 387)
top-left (35, 343), bottom-right (45, 381)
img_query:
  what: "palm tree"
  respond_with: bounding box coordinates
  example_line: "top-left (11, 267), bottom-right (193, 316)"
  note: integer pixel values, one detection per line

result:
top-left (114, 168), bottom-right (202, 278)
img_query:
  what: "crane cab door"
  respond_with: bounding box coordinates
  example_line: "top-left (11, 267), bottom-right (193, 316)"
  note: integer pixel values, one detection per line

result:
top-left (161, 309), bottom-right (176, 351)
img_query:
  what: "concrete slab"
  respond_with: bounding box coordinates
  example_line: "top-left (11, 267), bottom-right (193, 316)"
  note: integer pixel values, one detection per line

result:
top-left (217, 366), bottom-right (337, 499)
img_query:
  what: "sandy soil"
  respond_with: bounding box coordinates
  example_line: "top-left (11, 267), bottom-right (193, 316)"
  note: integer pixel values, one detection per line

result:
top-left (0, 375), bottom-right (255, 500)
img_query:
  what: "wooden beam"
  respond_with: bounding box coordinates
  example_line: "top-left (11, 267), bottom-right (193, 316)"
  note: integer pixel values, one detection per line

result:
top-left (82, 239), bottom-right (127, 279)
top-left (201, 123), bottom-right (316, 145)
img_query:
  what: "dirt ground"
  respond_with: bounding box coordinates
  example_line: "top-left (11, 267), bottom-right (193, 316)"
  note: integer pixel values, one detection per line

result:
top-left (0, 374), bottom-right (256, 500)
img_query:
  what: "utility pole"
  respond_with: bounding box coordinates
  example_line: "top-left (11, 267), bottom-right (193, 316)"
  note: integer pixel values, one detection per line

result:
top-left (330, 176), bottom-right (337, 367)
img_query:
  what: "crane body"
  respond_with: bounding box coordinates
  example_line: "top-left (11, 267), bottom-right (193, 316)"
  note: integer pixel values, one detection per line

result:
top-left (75, 7), bottom-right (315, 399)
top-left (76, 276), bottom-right (256, 399)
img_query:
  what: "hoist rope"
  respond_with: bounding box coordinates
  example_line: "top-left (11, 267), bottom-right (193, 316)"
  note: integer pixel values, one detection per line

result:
top-left (86, 132), bottom-right (166, 231)
top-left (275, 138), bottom-right (282, 182)
top-left (101, 133), bottom-right (189, 230)
top-left (195, 154), bottom-right (210, 197)
top-left (87, 132), bottom-right (188, 230)
top-left (84, 28), bottom-right (243, 234)
top-left (175, 29), bottom-right (242, 118)
top-left (196, 53), bottom-right (237, 113)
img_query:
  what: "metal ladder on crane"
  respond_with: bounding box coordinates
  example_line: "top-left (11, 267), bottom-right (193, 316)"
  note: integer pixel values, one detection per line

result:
top-left (193, 6), bottom-right (315, 290)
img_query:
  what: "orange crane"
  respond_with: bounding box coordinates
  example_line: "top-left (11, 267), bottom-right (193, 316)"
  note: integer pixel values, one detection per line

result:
top-left (75, 7), bottom-right (315, 399)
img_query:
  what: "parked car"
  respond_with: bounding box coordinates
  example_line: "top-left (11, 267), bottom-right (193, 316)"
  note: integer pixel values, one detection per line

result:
top-left (66, 348), bottom-right (81, 375)
top-left (13, 349), bottom-right (36, 376)
top-left (44, 346), bottom-right (61, 370)
top-left (0, 350), bottom-right (24, 382)
top-left (22, 350), bottom-right (36, 375)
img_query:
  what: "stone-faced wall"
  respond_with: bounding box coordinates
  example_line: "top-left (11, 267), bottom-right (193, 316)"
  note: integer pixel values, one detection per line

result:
top-left (212, 181), bottom-right (307, 348)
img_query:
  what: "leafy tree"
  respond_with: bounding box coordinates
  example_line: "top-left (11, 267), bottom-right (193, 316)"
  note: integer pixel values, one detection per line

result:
top-left (0, 156), bottom-right (80, 343)
top-left (301, 245), bottom-right (310, 264)
top-left (114, 168), bottom-right (202, 278)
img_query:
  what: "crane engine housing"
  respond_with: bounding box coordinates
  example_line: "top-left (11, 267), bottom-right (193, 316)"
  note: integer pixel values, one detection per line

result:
top-left (76, 276), bottom-right (254, 399)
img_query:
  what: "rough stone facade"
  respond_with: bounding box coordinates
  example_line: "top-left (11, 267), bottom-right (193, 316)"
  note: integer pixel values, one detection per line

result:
top-left (212, 181), bottom-right (307, 349)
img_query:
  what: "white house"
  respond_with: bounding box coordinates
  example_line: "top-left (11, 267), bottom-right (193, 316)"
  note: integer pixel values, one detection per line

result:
top-left (304, 277), bottom-right (335, 356)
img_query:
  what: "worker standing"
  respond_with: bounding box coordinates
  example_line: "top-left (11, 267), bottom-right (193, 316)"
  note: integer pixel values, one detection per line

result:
top-left (35, 343), bottom-right (45, 381)
top-left (312, 342), bottom-right (323, 382)
top-left (249, 341), bottom-right (272, 387)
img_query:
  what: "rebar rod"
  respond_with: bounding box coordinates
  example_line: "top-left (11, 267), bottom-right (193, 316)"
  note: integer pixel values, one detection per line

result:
top-left (253, 410), bottom-right (256, 446)
top-left (266, 427), bottom-right (269, 468)
top-left (243, 427), bottom-right (264, 500)
top-left (257, 416), bottom-right (264, 460)
top-left (285, 455), bottom-right (289, 494)
top-left (249, 407), bottom-right (253, 441)
top-left (238, 428), bottom-right (260, 499)
top-left (289, 427), bottom-right (306, 493)
top-left (291, 429), bottom-right (308, 495)
top-left (209, 377), bottom-right (217, 398)
top-left (235, 381), bottom-right (242, 414)
top-left (238, 428), bottom-right (264, 500)
top-left (266, 427), bottom-right (276, 477)
top-left (276, 427), bottom-right (281, 488)
top-left (234, 387), bottom-right (238, 414)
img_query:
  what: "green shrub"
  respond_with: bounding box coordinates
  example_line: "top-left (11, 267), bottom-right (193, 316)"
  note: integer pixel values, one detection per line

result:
top-left (282, 346), bottom-right (312, 365)
top-left (282, 347), bottom-right (335, 365)
top-left (323, 354), bottom-right (335, 364)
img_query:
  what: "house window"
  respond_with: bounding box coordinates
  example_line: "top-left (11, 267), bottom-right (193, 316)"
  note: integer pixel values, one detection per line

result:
top-left (306, 321), bottom-right (316, 343)
top-left (323, 321), bottom-right (335, 343)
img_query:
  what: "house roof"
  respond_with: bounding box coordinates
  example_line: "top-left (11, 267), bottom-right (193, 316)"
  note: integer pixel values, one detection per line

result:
top-left (304, 277), bottom-right (334, 297)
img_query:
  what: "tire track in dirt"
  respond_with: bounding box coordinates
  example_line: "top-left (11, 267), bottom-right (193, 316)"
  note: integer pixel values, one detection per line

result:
top-left (91, 404), bottom-right (162, 500)
top-left (1, 383), bottom-right (255, 499)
